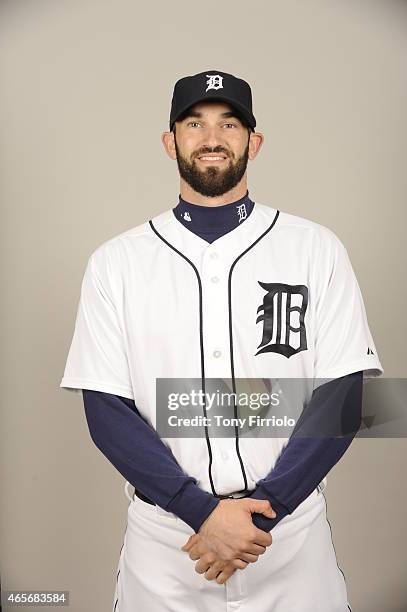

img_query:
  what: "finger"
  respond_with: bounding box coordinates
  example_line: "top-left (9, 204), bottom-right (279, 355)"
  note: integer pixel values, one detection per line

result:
top-left (245, 499), bottom-right (276, 518)
top-left (181, 535), bottom-right (195, 551)
top-left (195, 559), bottom-right (211, 575)
top-left (261, 505), bottom-right (277, 518)
top-left (245, 543), bottom-right (267, 556)
top-left (253, 530), bottom-right (273, 548)
top-left (188, 542), bottom-right (208, 560)
top-left (188, 546), bottom-right (202, 561)
top-left (216, 571), bottom-right (232, 584)
top-left (189, 534), bottom-right (200, 545)
top-left (238, 552), bottom-right (259, 563)
top-left (204, 561), bottom-right (224, 581)
top-left (216, 565), bottom-right (237, 584)
top-left (195, 554), bottom-right (215, 575)
top-left (232, 559), bottom-right (249, 570)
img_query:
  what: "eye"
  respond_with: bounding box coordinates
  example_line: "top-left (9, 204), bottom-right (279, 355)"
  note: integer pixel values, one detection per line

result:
top-left (186, 121), bottom-right (237, 128)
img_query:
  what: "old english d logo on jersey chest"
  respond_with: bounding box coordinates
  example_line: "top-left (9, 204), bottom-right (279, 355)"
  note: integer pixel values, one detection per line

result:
top-left (255, 282), bottom-right (308, 358)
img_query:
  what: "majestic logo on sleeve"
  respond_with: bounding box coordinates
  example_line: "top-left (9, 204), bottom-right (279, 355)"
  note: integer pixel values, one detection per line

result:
top-left (206, 74), bottom-right (224, 91)
top-left (255, 282), bottom-right (308, 358)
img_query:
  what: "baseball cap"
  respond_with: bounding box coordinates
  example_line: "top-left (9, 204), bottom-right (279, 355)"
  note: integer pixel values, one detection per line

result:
top-left (169, 69), bottom-right (256, 132)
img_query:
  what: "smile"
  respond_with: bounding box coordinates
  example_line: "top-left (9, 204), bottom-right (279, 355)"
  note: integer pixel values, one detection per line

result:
top-left (197, 156), bottom-right (227, 163)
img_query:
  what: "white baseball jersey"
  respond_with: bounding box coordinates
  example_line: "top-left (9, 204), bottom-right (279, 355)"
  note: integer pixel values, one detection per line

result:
top-left (60, 202), bottom-right (383, 500)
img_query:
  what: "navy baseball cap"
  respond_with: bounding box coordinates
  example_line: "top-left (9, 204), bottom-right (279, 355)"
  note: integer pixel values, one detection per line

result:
top-left (169, 69), bottom-right (256, 132)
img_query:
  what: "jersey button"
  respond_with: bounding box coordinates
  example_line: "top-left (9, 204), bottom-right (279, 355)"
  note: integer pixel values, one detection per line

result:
top-left (210, 252), bottom-right (218, 260)
top-left (221, 451), bottom-right (229, 460)
top-left (213, 350), bottom-right (222, 358)
top-left (211, 276), bottom-right (219, 283)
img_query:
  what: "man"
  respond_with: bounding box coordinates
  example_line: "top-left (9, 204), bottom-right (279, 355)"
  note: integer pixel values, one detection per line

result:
top-left (60, 70), bottom-right (383, 611)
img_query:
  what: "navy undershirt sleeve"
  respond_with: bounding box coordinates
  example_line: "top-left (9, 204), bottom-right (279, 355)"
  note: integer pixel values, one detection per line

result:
top-left (250, 371), bottom-right (363, 531)
top-left (82, 389), bottom-right (219, 533)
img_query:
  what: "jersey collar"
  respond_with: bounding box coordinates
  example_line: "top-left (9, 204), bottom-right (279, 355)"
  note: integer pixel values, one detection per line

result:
top-left (149, 202), bottom-right (278, 268)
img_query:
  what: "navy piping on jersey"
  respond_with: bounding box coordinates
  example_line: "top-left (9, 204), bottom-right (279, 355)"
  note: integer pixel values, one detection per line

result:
top-left (148, 219), bottom-right (217, 496)
top-left (227, 209), bottom-right (280, 493)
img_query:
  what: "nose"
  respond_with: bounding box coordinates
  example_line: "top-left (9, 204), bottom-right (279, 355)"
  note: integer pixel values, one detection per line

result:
top-left (200, 125), bottom-right (226, 150)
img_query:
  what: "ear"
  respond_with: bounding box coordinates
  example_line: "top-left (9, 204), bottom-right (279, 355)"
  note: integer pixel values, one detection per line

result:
top-left (248, 131), bottom-right (264, 161)
top-left (162, 131), bottom-right (177, 160)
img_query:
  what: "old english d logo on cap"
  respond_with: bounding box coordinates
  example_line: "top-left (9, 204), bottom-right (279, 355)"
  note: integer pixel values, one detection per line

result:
top-left (205, 74), bottom-right (224, 92)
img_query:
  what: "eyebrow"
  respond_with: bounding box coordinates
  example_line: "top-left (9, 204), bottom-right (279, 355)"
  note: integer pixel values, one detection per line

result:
top-left (183, 110), bottom-right (241, 122)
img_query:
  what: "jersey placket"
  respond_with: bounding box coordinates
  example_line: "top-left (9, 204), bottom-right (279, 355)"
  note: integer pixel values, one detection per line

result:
top-left (200, 243), bottom-right (248, 496)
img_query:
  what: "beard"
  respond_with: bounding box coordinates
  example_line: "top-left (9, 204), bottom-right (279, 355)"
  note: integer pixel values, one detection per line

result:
top-left (174, 134), bottom-right (250, 198)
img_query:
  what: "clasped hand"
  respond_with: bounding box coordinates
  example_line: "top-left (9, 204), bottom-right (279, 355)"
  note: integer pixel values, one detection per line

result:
top-left (180, 498), bottom-right (275, 585)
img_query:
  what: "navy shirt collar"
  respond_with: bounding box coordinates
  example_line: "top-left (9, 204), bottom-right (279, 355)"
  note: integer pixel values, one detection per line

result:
top-left (172, 190), bottom-right (255, 243)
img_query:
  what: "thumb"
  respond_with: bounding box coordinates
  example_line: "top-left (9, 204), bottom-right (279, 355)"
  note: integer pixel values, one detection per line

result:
top-left (181, 534), bottom-right (197, 551)
top-left (246, 499), bottom-right (276, 518)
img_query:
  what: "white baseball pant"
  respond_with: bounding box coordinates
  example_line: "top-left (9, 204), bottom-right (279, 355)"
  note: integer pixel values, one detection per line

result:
top-left (111, 481), bottom-right (352, 612)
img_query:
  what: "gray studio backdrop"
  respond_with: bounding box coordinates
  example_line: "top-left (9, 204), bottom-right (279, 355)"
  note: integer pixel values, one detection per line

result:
top-left (1, 1), bottom-right (406, 611)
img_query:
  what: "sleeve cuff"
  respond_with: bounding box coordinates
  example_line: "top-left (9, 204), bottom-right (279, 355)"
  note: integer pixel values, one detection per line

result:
top-left (165, 480), bottom-right (220, 533)
top-left (249, 485), bottom-right (291, 532)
